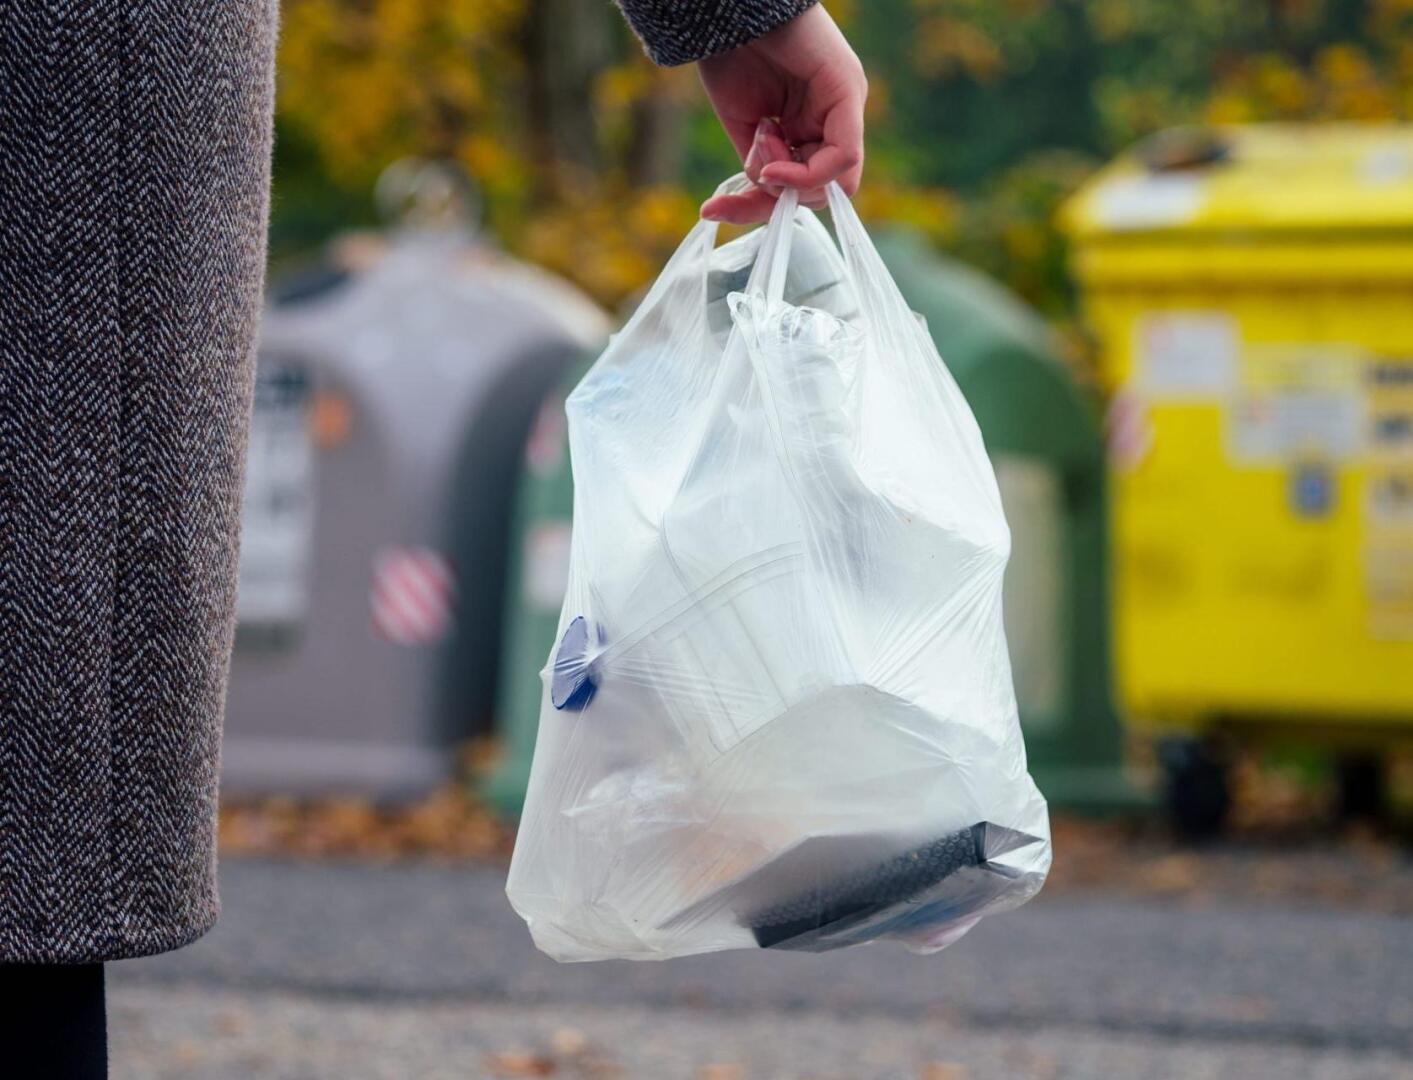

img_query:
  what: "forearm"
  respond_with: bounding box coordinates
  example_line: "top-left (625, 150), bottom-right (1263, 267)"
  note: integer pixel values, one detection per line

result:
top-left (616, 0), bottom-right (819, 66)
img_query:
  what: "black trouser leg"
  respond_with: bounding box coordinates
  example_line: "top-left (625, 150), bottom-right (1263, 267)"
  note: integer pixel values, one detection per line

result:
top-left (0, 962), bottom-right (107, 1079)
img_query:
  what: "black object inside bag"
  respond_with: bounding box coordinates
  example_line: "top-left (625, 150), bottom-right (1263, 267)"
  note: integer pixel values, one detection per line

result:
top-left (744, 823), bottom-right (1045, 951)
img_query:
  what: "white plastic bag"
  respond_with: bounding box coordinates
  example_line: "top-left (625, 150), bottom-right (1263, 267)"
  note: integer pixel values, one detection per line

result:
top-left (507, 176), bottom-right (1051, 961)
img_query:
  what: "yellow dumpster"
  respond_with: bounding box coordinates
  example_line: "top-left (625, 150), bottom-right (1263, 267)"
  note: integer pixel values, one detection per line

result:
top-left (1063, 124), bottom-right (1413, 830)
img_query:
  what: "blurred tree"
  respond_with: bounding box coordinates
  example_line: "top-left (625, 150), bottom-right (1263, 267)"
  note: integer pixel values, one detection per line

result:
top-left (522, 0), bottom-right (607, 189)
top-left (843, 0), bottom-right (1413, 313)
top-left (273, 0), bottom-right (1413, 312)
top-left (274, 0), bottom-right (698, 305)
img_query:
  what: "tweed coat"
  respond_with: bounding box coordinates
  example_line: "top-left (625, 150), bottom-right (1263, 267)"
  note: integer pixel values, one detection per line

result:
top-left (617, 0), bottom-right (819, 66)
top-left (0, 2), bottom-right (277, 963)
top-left (0, 0), bottom-right (810, 966)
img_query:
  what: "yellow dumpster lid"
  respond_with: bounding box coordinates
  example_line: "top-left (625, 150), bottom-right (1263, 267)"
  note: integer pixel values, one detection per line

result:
top-left (1062, 124), bottom-right (1413, 240)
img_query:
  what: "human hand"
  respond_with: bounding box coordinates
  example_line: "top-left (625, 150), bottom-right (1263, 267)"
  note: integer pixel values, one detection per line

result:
top-left (696, 4), bottom-right (866, 223)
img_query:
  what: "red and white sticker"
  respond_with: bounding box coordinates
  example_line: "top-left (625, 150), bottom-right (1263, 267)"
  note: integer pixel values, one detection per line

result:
top-left (370, 546), bottom-right (455, 645)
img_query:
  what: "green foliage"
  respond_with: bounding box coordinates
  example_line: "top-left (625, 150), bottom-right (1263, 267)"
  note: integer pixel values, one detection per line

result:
top-left (837, 0), bottom-right (1413, 314)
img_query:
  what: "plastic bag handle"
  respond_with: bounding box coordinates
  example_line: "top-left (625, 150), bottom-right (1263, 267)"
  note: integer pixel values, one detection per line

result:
top-left (755, 186), bottom-right (799, 305)
top-left (702, 173), bottom-right (800, 306)
top-left (824, 181), bottom-right (894, 321)
top-left (735, 179), bottom-right (870, 308)
top-left (704, 174), bottom-right (868, 311)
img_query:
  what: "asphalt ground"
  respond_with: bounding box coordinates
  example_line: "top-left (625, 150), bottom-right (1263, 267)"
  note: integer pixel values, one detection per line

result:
top-left (108, 852), bottom-right (1413, 1079)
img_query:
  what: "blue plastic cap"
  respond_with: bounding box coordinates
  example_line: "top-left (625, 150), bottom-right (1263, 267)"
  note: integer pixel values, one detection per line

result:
top-left (551, 616), bottom-right (598, 711)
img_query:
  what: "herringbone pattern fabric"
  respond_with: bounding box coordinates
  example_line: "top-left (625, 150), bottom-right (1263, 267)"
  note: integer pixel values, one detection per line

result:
top-left (0, 0), bottom-right (277, 963)
top-left (616, 0), bottom-right (818, 66)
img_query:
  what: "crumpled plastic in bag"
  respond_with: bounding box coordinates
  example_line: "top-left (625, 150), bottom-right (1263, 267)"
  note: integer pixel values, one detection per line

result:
top-left (506, 175), bottom-right (1051, 961)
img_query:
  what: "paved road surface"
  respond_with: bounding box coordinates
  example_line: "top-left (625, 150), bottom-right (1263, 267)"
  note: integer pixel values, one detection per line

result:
top-left (109, 857), bottom-right (1413, 1079)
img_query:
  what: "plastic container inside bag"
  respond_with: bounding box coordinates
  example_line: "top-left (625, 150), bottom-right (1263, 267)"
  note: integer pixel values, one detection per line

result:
top-left (507, 176), bottom-right (1051, 961)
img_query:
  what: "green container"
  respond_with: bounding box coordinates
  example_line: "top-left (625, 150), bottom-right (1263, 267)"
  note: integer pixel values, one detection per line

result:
top-left (876, 233), bottom-right (1148, 813)
top-left (480, 361), bottom-right (587, 815)
top-left (485, 234), bottom-right (1148, 816)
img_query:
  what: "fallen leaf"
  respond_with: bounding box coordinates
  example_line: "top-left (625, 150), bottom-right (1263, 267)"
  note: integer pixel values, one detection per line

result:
top-left (172, 1041), bottom-right (203, 1068)
top-left (1139, 854), bottom-right (1201, 894)
top-left (549, 1027), bottom-right (588, 1057)
top-left (921, 1063), bottom-right (968, 1080)
top-left (698, 1066), bottom-right (745, 1080)
top-left (213, 1008), bottom-right (248, 1037)
top-left (485, 1050), bottom-right (557, 1077)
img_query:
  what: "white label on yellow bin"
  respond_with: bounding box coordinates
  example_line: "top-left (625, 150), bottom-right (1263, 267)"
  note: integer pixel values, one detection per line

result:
top-left (1136, 312), bottom-right (1237, 399)
top-left (1364, 542), bottom-right (1413, 640)
top-left (1364, 466), bottom-right (1413, 640)
top-left (1090, 174), bottom-right (1206, 231)
top-left (1367, 469), bottom-right (1413, 527)
top-left (1226, 346), bottom-right (1366, 463)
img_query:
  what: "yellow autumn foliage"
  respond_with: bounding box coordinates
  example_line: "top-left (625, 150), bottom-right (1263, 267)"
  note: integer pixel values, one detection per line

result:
top-left (275, 0), bottom-right (1413, 314)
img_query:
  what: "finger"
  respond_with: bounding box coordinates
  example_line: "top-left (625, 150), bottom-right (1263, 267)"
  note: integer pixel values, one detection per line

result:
top-left (787, 141), bottom-right (828, 208)
top-left (700, 187), bottom-right (780, 225)
top-left (743, 118), bottom-right (790, 195)
top-left (715, 117), bottom-right (758, 167)
top-left (758, 143), bottom-right (862, 194)
top-left (702, 186), bottom-right (825, 220)
top-left (761, 90), bottom-right (865, 195)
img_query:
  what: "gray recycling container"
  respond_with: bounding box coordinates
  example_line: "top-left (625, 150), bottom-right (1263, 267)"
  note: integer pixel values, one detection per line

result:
top-left (223, 230), bottom-right (606, 797)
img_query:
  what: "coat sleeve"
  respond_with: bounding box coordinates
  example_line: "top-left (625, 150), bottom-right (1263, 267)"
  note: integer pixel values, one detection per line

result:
top-left (616, 0), bottom-right (819, 66)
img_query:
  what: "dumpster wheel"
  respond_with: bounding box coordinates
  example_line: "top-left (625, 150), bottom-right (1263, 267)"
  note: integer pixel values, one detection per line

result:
top-left (1158, 736), bottom-right (1231, 840)
top-left (1335, 752), bottom-right (1389, 824)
